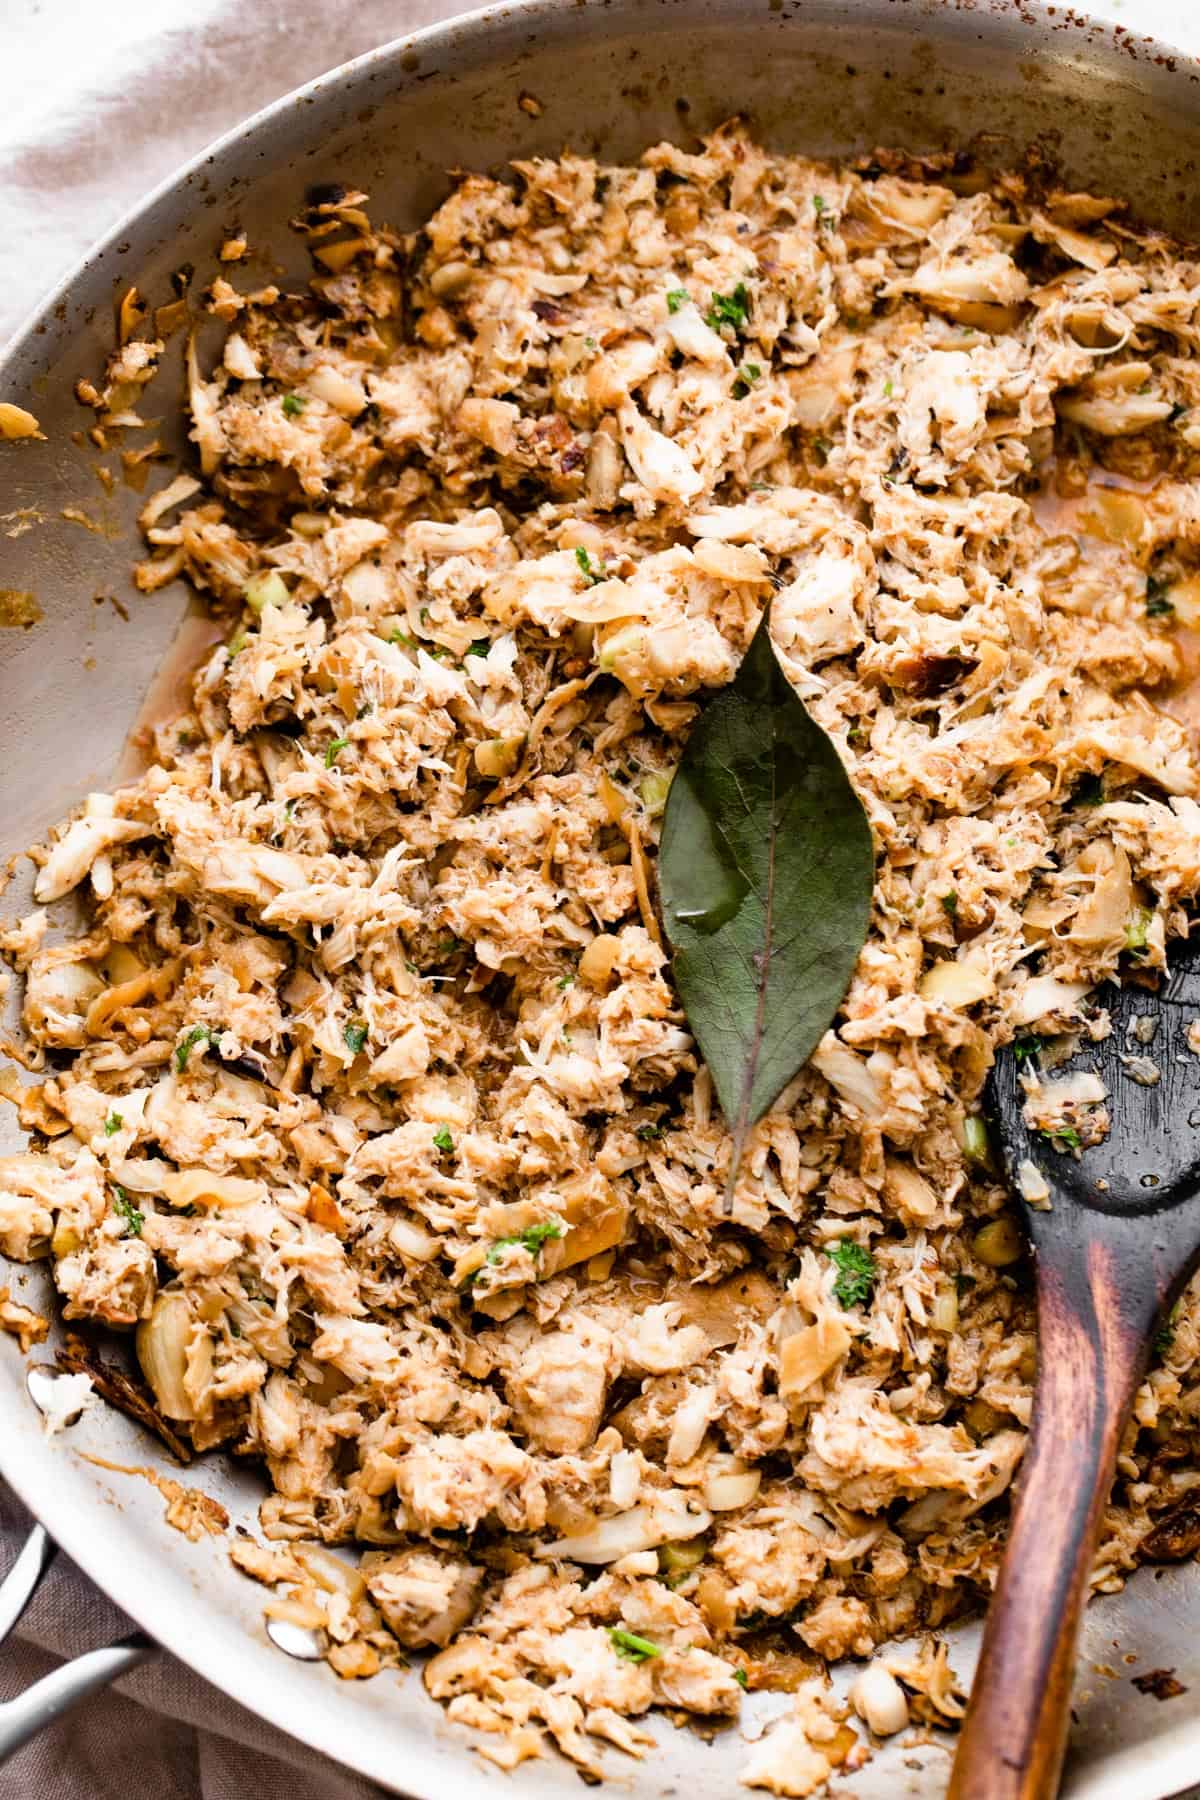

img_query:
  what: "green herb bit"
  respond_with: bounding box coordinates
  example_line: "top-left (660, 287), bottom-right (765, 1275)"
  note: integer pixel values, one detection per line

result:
top-left (387, 628), bottom-right (417, 648)
top-left (113, 1187), bottom-right (144, 1238)
top-left (486, 1218), bottom-right (565, 1266)
top-left (1125, 905), bottom-right (1154, 955)
top-left (940, 892), bottom-right (958, 919)
top-left (575, 545), bottom-right (609, 586)
top-left (812, 194), bottom-right (828, 215)
top-left (705, 282), bottom-right (750, 333)
top-left (344, 1020), bottom-right (368, 1056)
top-left (732, 361), bottom-right (763, 400)
top-left (666, 287), bottom-right (689, 314)
top-left (1072, 772), bottom-right (1105, 808)
top-left (1011, 1036), bottom-right (1043, 1065)
top-left (465, 639), bottom-right (491, 658)
top-left (826, 1238), bottom-right (877, 1309)
top-left (883, 378), bottom-right (894, 399)
top-left (325, 736), bottom-right (349, 767)
top-left (174, 1024), bottom-right (215, 1072)
top-left (103, 1110), bottom-right (124, 1137)
top-left (1146, 574), bottom-right (1175, 618)
top-left (636, 1122), bottom-right (665, 1142)
top-left (608, 1628), bottom-right (662, 1663)
top-left (281, 392), bottom-right (307, 418)
top-left (438, 935), bottom-right (462, 956)
top-left (1155, 1303), bottom-right (1180, 1356)
top-left (433, 1125), bottom-right (455, 1154)
top-left (733, 1668), bottom-right (749, 1689)
top-left (226, 628), bottom-right (248, 659)
top-left (557, 974), bottom-right (575, 989)
top-left (1039, 1125), bottom-right (1082, 1153)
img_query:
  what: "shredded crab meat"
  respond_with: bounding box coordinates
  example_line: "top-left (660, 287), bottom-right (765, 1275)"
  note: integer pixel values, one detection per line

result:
top-left (5, 126), bottom-right (1200, 1785)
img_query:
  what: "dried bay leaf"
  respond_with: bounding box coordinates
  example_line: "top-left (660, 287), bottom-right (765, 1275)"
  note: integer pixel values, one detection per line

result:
top-left (659, 607), bottom-right (873, 1186)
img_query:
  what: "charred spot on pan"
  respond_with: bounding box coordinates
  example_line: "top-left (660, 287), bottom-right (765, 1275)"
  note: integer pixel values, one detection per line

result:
top-left (1131, 1668), bottom-right (1187, 1701)
top-left (1140, 1498), bottom-right (1200, 1563)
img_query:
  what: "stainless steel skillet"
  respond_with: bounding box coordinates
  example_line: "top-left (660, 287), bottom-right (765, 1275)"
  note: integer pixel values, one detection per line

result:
top-left (2, 1), bottom-right (1200, 1793)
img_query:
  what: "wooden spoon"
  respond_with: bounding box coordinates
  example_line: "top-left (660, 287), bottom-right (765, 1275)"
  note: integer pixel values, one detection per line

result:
top-left (949, 937), bottom-right (1200, 1800)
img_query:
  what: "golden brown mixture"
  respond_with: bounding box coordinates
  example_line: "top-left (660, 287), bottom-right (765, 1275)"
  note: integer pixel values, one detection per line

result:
top-left (4, 126), bottom-right (1200, 1789)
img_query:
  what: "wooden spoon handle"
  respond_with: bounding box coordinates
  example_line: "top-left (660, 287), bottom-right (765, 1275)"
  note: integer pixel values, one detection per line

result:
top-left (948, 1236), bottom-right (1153, 1800)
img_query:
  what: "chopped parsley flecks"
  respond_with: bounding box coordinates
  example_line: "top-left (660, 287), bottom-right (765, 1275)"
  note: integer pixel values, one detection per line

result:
top-left (826, 1238), bottom-right (877, 1309)
top-left (1146, 574), bottom-right (1175, 618)
top-left (705, 282), bottom-right (750, 334)
top-left (486, 1218), bottom-right (564, 1266)
top-left (1039, 1125), bottom-right (1082, 1153)
top-left (174, 1024), bottom-right (215, 1073)
top-left (575, 546), bottom-right (609, 586)
top-left (608, 1628), bottom-right (662, 1663)
top-left (113, 1187), bottom-right (144, 1238)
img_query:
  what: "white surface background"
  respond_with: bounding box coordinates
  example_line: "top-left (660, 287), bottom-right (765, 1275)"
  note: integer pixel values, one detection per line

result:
top-left (1, 0), bottom-right (1199, 349)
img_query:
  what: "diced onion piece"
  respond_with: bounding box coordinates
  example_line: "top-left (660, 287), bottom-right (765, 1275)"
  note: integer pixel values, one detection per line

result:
top-left (1011, 974), bottom-right (1089, 1027)
top-left (1077, 489), bottom-right (1147, 549)
top-left (306, 363), bottom-right (365, 415)
top-left (597, 622), bottom-right (648, 676)
top-left (244, 571), bottom-right (290, 614)
top-left (638, 771), bottom-right (672, 816)
top-left (389, 1218), bottom-right (440, 1262)
top-left (667, 1386), bottom-right (714, 1466)
top-left (779, 1316), bottom-right (852, 1397)
top-left (885, 1160), bottom-right (939, 1223)
top-left (579, 934), bottom-right (620, 989)
top-left (159, 1168), bottom-right (266, 1210)
top-left (849, 1662), bottom-right (910, 1737)
top-left (136, 1292), bottom-right (195, 1420)
top-left (1170, 573), bottom-right (1200, 628)
top-left (535, 1494), bottom-right (711, 1564)
top-left (932, 1281), bottom-right (959, 1333)
top-left (702, 1461), bottom-right (762, 1513)
top-left (474, 737), bottom-right (523, 780)
top-left (293, 1542), bottom-right (366, 1601)
top-left (919, 956), bottom-right (994, 1007)
top-left (610, 1447), bottom-right (641, 1510)
top-left (263, 1594), bottom-right (327, 1629)
top-left (1016, 1158), bottom-right (1052, 1210)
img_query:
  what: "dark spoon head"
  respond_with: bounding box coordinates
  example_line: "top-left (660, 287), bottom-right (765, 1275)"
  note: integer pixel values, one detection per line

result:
top-left (989, 932), bottom-right (1200, 1221)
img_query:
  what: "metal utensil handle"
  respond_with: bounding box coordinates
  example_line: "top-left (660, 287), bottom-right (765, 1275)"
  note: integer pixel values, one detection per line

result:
top-left (0, 1524), bottom-right (154, 1763)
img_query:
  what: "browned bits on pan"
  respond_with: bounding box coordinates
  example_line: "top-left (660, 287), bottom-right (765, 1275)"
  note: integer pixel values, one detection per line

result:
top-left (1140, 1499), bottom-right (1200, 1563)
top-left (1131, 1668), bottom-right (1188, 1700)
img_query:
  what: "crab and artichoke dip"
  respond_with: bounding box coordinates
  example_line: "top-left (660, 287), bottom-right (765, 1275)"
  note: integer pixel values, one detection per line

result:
top-left (4, 124), bottom-right (1200, 1789)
